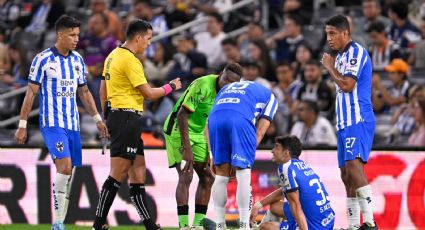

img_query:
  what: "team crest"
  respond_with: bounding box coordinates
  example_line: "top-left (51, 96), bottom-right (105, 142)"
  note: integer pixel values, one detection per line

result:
top-left (350, 58), bottom-right (357, 65)
top-left (74, 65), bottom-right (80, 74)
top-left (55, 141), bottom-right (64, 152)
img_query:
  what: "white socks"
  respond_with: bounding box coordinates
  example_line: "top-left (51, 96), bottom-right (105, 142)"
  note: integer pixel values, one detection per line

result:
top-left (53, 173), bottom-right (71, 224)
top-left (347, 197), bottom-right (360, 229)
top-left (212, 175), bottom-right (229, 228)
top-left (356, 185), bottom-right (375, 226)
top-left (236, 169), bottom-right (251, 229)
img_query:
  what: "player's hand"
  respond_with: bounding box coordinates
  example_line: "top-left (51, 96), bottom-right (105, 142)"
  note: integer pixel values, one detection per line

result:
top-left (181, 147), bottom-right (194, 173)
top-left (250, 205), bottom-right (260, 224)
top-left (14, 128), bottom-right (27, 144)
top-left (170, 78), bottom-right (182, 91)
top-left (321, 53), bottom-right (335, 71)
top-left (96, 121), bottom-right (109, 139)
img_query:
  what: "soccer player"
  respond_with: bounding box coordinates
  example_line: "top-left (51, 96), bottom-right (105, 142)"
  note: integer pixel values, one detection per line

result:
top-left (250, 135), bottom-right (335, 230)
top-left (208, 81), bottom-right (278, 229)
top-left (321, 15), bottom-right (377, 229)
top-left (14, 15), bottom-right (108, 230)
top-left (163, 63), bottom-right (243, 229)
top-left (92, 19), bottom-right (182, 230)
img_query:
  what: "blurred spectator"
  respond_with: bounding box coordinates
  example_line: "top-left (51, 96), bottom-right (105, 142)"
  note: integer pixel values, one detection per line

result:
top-left (170, 32), bottom-right (207, 87)
top-left (295, 60), bottom-right (333, 116)
top-left (347, 15), bottom-right (367, 47)
top-left (219, 37), bottom-right (243, 69)
top-left (290, 100), bottom-right (337, 146)
top-left (388, 0), bottom-right (422, 48)
top-left (7, 41), bottom-right (29, 87)
top-left (160, 0), bottom-right (191, 29)
top-left (367, 21), bottom-right (401, 71)
top-left (188, 0), bottom-right (232, 33)
top-left (19, 0), bottom-right (65, 35)
top-left (357, 0), bottom-right (391, 45)
top-left (0, 0), bottom-right (20, 39)
top-left (408, 16), bottom-right (425, 68)
top-left (131, 0), bottom-right (168, 58)
top-left (282, 0), bottom-right (313, 25)
top-left (292, 42), bottom-right (314, 81)
top-left (372, 59), bottom-right (413, 113)
top-left (248, 39), bottom-right (276, 82)
top-left (194, 12), bottom-right (226, 70)
top-left (272, 61), bottom-right (302, 135)
top-left (267, 14), bottom-right (305, 63)
top-left (408, 95), bottom-right (425, 146)
top-left (90, 0), bottom-right (124, 41)
top-left (241, 60), bottom-right (272, 89)
top-left (142, 42), bottom-right (175, 83)
top-left (78, 13), bottom-right (119, 111)
top-left (238, 21), bottom-right (264, 59)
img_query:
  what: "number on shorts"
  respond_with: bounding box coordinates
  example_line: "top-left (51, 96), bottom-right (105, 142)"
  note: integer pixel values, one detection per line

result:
top-left (345, 137), bottom-right (356, 149)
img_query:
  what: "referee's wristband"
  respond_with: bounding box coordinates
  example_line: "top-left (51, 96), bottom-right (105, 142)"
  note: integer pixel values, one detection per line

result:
top-left (18, 120), bottom-right (27, 129)
top-left (162, 84), bottom-right (173, 96)
top-left (93, 114), bottom-right (102, 123)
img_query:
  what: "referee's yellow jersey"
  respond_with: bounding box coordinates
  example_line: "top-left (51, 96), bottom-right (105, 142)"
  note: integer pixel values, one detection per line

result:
top-left (103, 47), bottom-right (147, 111)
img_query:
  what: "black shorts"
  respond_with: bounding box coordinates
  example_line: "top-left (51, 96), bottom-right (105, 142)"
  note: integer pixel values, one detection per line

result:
top-left (107, 110), bottom-right (144, 159)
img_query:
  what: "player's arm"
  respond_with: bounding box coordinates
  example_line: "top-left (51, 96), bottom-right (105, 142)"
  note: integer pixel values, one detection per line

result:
top-left (77, 85), bottom-right (108, 138)
top-left (256, 118), bottom-right (271, 146)
top-left (14, 83), bottom-right (40, 144)
top-left (322, 53), bottom-right (356, 92)
top-left (99, 79), bottom-right (107, 116)
top-left (250, 188), bottom-right (283, 223)
top-left (136, 78), bottom-right (181, 100)
top-left (177, 105), bottom-right (194, 172)
top-left (286, 190), bottom-right (308, 230)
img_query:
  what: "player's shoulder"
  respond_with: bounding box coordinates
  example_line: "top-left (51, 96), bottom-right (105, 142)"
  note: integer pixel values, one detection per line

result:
top-left (280, 160), bottom-right (294, 176)
top-left (34, 48), bottom-right (54, 60)
top-left (71, 50), bottom-right (83, 59)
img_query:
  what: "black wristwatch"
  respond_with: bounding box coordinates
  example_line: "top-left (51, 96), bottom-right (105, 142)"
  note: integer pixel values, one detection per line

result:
top-left (169, 82), bottom-right (176, 90)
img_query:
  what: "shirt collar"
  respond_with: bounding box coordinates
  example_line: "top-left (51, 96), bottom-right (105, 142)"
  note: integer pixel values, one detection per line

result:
top-left (340, 40), bottom-right (353, 53)
top-left (50, 46), bottom-right (73, 58)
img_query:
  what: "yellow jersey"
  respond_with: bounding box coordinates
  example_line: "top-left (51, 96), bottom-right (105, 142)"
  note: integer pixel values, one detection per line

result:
top-left (103, 47), bottom-right (147, 111)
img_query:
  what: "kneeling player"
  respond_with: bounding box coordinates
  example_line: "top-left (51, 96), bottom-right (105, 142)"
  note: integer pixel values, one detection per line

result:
top-left (250, 136), bottom-right (335, 230)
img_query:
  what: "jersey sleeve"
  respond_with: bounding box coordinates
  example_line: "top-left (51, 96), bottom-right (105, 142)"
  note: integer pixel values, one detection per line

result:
top-left (28, 53), bottom-right (46, 85)
top-left (260, 93), bottom-right (278, 121)
top-left (343, 45), bottom-right (367, 81)
top-left (181, 80), bottom-right (202, 112)
top-left (125, 58), bottom-right (148, 87)
top-left (77, 56), bottom-right (88, 87)
top-left (281, 163), bottom-right (299, 193)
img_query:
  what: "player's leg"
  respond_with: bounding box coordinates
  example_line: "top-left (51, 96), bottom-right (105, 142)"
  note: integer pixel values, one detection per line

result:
top-left (261, 200), bottom-right (284, 224)
top-left (213, 163), bottom-right (232, 229)
top-left (337, 129), bottom-right (361, 229)
top-left (165, 134), bottom-right (193, 228)
top-left (41, 127), bottom-right (72, 230)
top-left (192, 141), bottom-right (214, 227)
top-left (128, 155), bottom-right (160, 230)
top-left (93, 111), bottom-right (136, 230)
top-left (344, 123), bottom-right (377, 229)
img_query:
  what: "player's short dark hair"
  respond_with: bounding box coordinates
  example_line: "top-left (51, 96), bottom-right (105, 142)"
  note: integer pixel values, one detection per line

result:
top-left (388, 1), bottom-right (408, 20)
top-left (325, 15), bottom-right (350, 34)
top-left (301, 100), bottom-right (319, 114)
top-left (55, 15), bottom-right (81, 32)
top-left (126, 19), bottom-right (153, 40)
top-left (221, 37), bottom-right (237, 47)
top-left (208, 12), bottom-right (224, 23)
top-left (223, 63), bottom-right (243, 78)
top-left (275, 135), bottom-right (302, 159)
top-left (366, 21), bottom-right (386, 33)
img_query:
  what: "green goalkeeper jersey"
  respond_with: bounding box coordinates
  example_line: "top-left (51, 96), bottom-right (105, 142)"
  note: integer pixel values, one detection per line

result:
top-left (163, 75), bottom-right (219, 138)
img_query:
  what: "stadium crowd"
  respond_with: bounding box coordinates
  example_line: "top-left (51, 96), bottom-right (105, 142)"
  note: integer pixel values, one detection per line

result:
top-left (1, 0), bottom-right (425, 147)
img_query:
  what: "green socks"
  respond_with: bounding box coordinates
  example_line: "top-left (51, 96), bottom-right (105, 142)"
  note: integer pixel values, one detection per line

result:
top-left (177, 205), bottom-right (189, 228)
top-left (193, 205), bottom-right (208, 226)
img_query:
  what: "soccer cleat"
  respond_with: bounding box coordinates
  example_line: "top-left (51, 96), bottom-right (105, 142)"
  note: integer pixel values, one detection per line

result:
top-left (52, 222), bottom-right (66, 230)
top-left (216, 222), bottom-right (227, 230)
top-left (91, 224), bottom-right (109, 230)
top-left (200, 217), bottom-right (216, 230)
top-left (359, 222), bottom-right (378, 230)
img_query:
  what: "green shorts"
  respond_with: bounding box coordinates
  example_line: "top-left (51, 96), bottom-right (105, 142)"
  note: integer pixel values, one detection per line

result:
top-left (164, 133), bottom-right (208, 168)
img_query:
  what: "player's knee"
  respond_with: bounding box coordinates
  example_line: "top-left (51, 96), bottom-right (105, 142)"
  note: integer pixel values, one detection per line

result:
top-left (269, 202), bottom-right (282, 217)
top-left (201, 172), bottom-right (215, 188)
top-left (179, 172), bottom-right (193, 186)
top-left (259, 222), bottom-right (277, 230)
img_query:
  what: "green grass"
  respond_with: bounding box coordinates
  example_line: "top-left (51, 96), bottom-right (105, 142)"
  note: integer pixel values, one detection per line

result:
top-left (0, 224), bottom-right (178, 230)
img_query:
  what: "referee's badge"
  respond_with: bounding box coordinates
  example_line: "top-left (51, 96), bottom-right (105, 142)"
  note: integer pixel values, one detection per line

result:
top-left (55, 141), bottom-right (64, 152)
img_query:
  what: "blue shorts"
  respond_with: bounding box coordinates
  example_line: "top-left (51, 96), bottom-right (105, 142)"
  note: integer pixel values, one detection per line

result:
top-left (280, 202), bottom-right (296, 230)
top-left (208, 110), bottom-right (256, 169)
top-left (337, 121), bottom-right (375, 168)
top-left (41, 127), bottom-right (82, 167)
top-left (281, 202), bottom-right (334, 230)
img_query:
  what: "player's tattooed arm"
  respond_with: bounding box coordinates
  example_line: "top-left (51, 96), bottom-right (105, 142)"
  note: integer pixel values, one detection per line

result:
top-left (77, 85), bottom-right (99, 116)
top-left (19, 83), bottom-right (40, 120)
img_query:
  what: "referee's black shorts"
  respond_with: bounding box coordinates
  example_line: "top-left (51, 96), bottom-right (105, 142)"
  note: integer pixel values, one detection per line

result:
top-left (107, 110), bottom-right (144, 159)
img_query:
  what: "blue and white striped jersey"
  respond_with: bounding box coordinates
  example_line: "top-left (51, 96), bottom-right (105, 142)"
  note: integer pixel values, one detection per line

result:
top-left (28, 47), bottom-right (87, 131)
top-left (211, 81), bottom-right (278, 125)
top-left (334, 41), bottom-right (375, 131)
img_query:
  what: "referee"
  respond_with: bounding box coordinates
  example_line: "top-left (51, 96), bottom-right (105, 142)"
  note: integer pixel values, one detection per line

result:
top-left (92, 19), bottom-right (181, 230)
